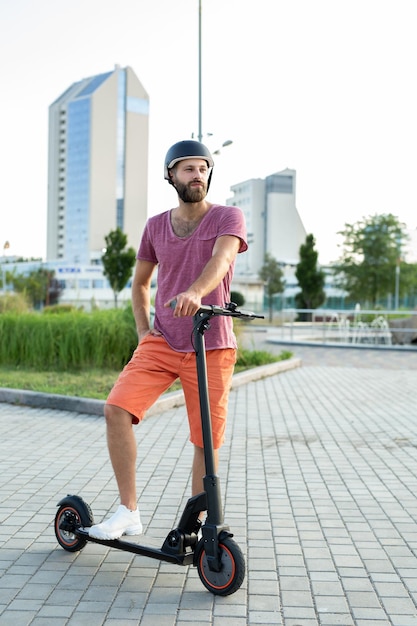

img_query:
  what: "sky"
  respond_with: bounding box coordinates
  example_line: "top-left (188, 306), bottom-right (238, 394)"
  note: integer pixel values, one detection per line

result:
top-left (1, 0), bottom-right (416, 264)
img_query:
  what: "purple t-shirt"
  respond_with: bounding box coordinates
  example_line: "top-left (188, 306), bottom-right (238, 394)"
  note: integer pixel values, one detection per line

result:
top-left (137, 204), bottom-right (247, 352)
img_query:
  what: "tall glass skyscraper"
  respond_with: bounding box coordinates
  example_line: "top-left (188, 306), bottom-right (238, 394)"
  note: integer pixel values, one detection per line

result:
top-left (47, 66), bottom-right (149, 263)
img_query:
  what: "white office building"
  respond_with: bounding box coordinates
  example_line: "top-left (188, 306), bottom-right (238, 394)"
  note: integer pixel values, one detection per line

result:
top-left (228, 168), bottom-right (306, 276)
top-left (227, 169), bottom-right (307, 307)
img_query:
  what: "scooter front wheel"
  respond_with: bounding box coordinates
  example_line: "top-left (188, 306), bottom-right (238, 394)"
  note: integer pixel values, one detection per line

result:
top-left (55, 495), bottom-right (94, 552)
top-left (195, 536), bottom-right (245, 595)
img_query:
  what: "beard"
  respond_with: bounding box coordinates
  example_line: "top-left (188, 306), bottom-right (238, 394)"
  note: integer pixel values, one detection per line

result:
top-left (174, 180), bottom-right (207, 203)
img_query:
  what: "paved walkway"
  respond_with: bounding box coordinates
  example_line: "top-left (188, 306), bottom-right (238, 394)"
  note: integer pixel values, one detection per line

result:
top-left (1, 346), bottom-right (417, 625)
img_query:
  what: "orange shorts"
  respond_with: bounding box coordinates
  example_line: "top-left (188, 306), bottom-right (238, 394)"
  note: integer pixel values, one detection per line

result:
top-left (106, 335), bottom-right (236, 448)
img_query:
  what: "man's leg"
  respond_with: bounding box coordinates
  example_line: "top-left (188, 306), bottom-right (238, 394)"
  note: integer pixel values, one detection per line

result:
top-left (192, 444), bottom-right (219, 496)
top-left (88, 337), bottom-right (179, 540)
top-left (88, 404), bottom-right (143, 539)
top-left (105, 404), bottom-right (138, 510)
top-left (183, 349), bottom-right (235, 507)
top-left (192, 443), bottom-right (219, 531)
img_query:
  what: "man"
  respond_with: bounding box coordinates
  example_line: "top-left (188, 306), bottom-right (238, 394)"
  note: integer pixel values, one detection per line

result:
top-left (89, 140), bottom-right (247, 540)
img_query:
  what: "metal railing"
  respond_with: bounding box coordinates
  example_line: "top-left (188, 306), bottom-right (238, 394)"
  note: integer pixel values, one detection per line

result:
top-left (276, 308), bottom-right (417, 347)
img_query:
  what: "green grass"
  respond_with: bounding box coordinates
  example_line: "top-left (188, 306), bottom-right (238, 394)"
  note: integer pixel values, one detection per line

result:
top-left (0, 367), bottom-right (120, 400)
top-left (0, 349), bottom-right (292, 400)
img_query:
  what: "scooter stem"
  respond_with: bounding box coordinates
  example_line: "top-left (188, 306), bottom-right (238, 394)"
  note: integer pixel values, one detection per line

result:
top-left (193, 313), bottom-right (216, 477)
top-left (193, 312), bottom-right (224, 526)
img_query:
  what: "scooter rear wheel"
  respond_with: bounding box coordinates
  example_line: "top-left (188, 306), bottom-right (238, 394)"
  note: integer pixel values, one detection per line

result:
top-left (196, 536), bottom-right (245, 595)
top-left (55, 495), bottom-right (94, 552)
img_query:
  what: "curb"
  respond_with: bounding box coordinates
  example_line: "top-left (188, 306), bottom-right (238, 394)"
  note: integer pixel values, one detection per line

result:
top-left (0, 358), bottom-right (301, 417)
top-left (267, 338), bottom-right (417, 352)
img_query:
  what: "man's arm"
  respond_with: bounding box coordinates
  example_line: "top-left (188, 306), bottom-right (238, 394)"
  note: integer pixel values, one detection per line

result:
top-left (166, 235), bottom-right (241, 317)
top-left (131, 259), bottom-right (156, 339)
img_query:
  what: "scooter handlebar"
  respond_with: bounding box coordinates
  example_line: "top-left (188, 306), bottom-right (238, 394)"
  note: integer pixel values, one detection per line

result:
top-left (170, 300), bottom-right (264, 320)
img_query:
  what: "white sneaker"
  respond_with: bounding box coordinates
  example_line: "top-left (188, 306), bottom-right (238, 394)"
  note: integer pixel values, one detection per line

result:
top-left (88, 505), bottom-right (143, 540)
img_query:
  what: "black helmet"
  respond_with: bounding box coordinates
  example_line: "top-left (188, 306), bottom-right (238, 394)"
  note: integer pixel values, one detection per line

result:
top-left (164, 140), bottom-right (214, 189)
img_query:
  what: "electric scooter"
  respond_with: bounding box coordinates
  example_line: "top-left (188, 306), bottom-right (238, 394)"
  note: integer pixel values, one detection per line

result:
top-left (54, 302), bottom-right (264, 596)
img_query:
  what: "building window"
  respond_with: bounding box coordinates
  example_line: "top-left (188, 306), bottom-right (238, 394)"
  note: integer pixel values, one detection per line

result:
top-left (66, 97), bottom-right (91, 265)
top-left (116, 69), bottom-right (126, 230)
top-left (266, 174), bottom-right (293, 194)
top-left (127, 96), bottom-right (149, 115)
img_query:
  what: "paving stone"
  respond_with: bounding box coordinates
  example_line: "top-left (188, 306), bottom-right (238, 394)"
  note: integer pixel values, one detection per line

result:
top-left (1, 347), bottom-right (417, 624)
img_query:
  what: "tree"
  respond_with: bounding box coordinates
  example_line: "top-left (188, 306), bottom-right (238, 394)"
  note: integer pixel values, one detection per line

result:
top-left (398, 262), bottom-right (417, 305)
top-left (11, 267), bottom-right (62, 309)
top-left (102, 228), bottom-right (136, 307)
top-left (295, 234), bottom-right (325, 319)
top-left (333, 213), bottom-right (408, 307)
top-left (259, 253), bottom-right (285, 322)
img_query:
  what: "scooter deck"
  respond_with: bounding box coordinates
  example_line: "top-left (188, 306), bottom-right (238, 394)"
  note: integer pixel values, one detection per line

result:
top-left (76, 528), bottom-right (195, 565)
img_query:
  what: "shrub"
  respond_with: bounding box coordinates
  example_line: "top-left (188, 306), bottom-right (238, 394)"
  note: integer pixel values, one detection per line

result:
top-left (236, 348), bottom-right (291, 367)
top-left (230, 291), bottom-right (245, 307)
top-left (0, 309), bottom-right (137, 370)
top-left (0, 293), bottom-right (30, 314)
top-left (42, 304), bottom-right (79, 314)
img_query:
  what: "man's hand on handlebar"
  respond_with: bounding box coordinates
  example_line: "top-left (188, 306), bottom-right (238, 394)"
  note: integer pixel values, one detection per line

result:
top-left (166, 298), bottom-right (264, 321)
top-left (164, 293), bottom-right (202, 317)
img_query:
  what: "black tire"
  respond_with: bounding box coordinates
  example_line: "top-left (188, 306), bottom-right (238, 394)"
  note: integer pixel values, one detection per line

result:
top-left (196, 536), bottom-right (245, 595)
top-left (55, 496), bottom-right (94, 552)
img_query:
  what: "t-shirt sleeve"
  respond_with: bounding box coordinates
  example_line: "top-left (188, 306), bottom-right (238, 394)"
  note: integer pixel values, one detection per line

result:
top-left (218, 206), bottom-right (248, 254)
top-left (137, 221), bottom-right (158, 264)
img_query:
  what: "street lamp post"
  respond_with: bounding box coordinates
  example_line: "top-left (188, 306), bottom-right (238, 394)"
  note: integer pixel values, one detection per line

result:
top-left (196, 2), bottom-right (232, 156)
top-left (198, 0), bottom-right (202, 142)
top-left (394, 235), bottom-right (401, 310)
top-left (2, 240), bottom-right (10, 294)
top-left (213, 140), bottom-right (233, 155)
top-left (394, 260), bottom-right (400, 310)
